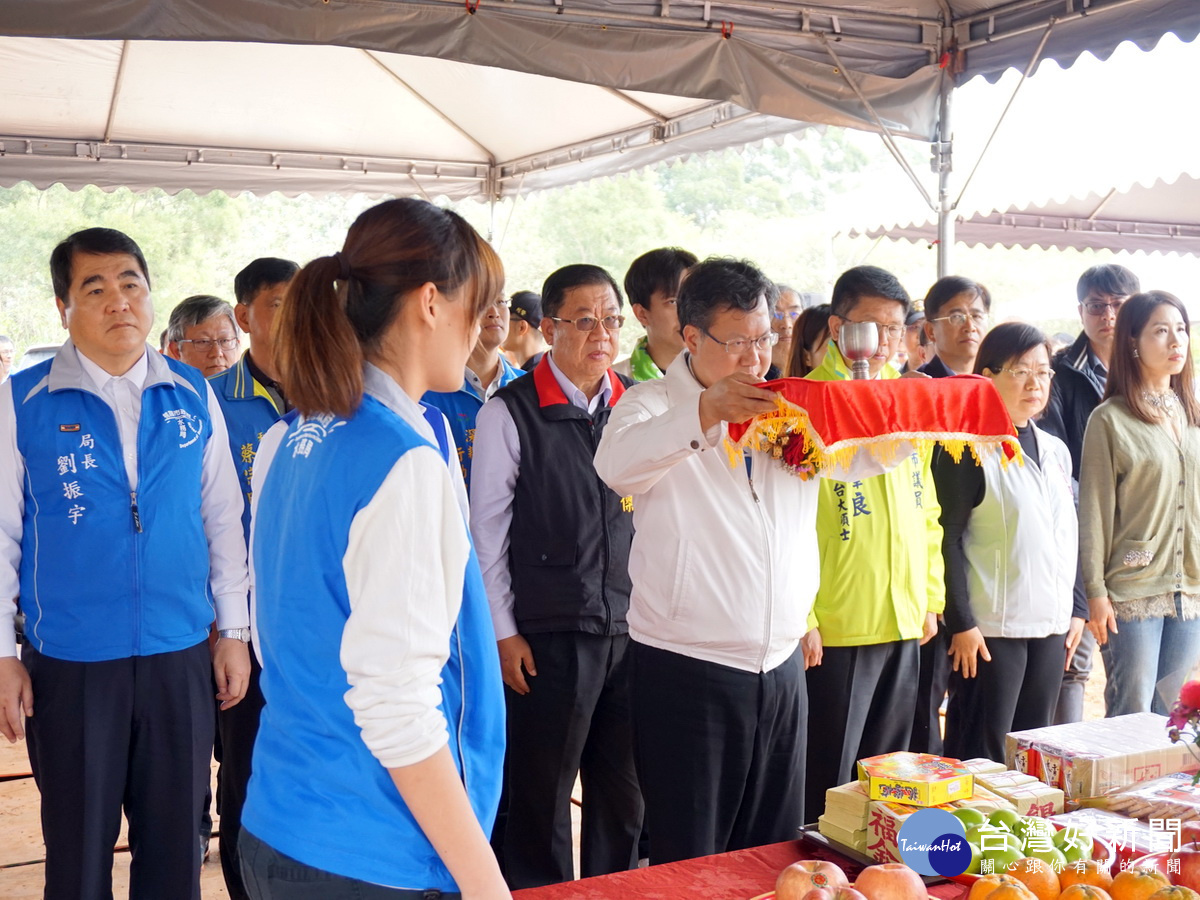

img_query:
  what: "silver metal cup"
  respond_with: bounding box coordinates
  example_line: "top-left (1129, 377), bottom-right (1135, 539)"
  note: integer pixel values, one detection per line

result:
top-left (839, 321), bottom-right (879, 380)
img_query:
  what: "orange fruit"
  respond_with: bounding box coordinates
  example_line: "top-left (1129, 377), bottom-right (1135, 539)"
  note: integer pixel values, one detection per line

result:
top-left (1060, 861), bottom-right (1115, 892)
top-left (1060, 885), bottom-right (1114, 900)
top-left (1110, 868), bottom-right (1172, 900)
top-left (986, 884), bottom-right (1041, 900)
top-left (1147, 889), bottom-right (1200, 900)
top-left (1006, 857), bottom-right (1063, 900)
top-left (971, 875), bottom-right (1035, 900)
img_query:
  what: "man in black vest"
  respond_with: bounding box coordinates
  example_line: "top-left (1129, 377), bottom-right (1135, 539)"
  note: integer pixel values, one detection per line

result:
top-left (470, 264), bottom-right (641, 889)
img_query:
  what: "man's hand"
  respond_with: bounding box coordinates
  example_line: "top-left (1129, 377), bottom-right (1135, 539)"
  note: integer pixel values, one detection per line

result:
top-left (1065, 617), bottom-right (1086, 670)
top-left (948, 627), bottom-right (990, 679)
top-left (801, 628), bottom-right (823, 670)
top-left (213, 639), bottom-right (251, 711)
top-left (1088, 596), bottom-right (1118, 645)
top-left (497, 635), bottom-right (536, 695)
top-left (0, 656), bottom-right (32, 742)
top-left (919, 611), bottom-right (939, 646)
top-left (698, 373), bottom-right (778, 432)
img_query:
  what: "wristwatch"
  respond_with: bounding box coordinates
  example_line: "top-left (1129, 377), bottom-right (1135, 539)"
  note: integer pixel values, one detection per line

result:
top-left (218, 627), bottom-right (252, 643)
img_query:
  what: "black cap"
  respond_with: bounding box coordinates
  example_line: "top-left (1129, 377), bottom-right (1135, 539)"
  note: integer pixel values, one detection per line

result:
top-left (509, 291), bottom-right (542, 327)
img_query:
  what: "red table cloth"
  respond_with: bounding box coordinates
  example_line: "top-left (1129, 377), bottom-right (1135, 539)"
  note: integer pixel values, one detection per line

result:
top-left (725, 375), bottom-right (1020, 478)
top-left (511, 837), bottom-right (971, 900)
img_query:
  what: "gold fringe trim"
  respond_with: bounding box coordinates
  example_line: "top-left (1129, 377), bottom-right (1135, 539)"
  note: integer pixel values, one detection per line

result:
top-left (725, 392), bottom-right (1024, 478)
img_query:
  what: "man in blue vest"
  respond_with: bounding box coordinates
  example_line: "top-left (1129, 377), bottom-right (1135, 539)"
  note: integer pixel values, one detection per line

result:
top-left (424, 293), bottom-right (526, 489)
top-left (471, 264), bottom-right (641, 888)
top-left (0, 227), bottom-right (251, 900)
top-left (207, 255), bottom-right (297, 900)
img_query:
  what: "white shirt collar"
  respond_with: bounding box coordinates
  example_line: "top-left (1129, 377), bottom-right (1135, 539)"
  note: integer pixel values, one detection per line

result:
top-left (75, 345), bottom-right (149, 394)
top-left (547, 351), bottom-right (612, 414)
top-left (362, 362), bottom-right (437, 444)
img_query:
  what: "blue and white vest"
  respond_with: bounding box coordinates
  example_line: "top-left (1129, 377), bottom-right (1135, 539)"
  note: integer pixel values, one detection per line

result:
top-left (244, 394), bottom-right (504, 890)
top-left (12, 345), bottom-right (213, 662)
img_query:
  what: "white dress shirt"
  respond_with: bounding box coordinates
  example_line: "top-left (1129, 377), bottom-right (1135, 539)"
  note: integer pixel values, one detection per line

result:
top-left (0, 342), bottom-right (249, 658)
top-left (469, 352), bottom-right (613, 641)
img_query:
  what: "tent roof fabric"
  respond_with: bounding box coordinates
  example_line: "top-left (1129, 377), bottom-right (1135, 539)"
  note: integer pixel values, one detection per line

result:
top-left (1, 0), bottom-right (1197, 200)
top-left (853, 173), bottom-right (1200, 257)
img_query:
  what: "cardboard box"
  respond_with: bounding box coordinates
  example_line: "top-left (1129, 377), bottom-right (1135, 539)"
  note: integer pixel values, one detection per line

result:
top-left (960, 758), bottom-right (1009, 776)
top-left (999, 783), bottom-right (1066, 817)
top-left (865, 798), bottom-right (957, 863)
top-left (1007, 713), bottom-right (1197, 800)
top-left (858, 752), bottom-right (974, 807)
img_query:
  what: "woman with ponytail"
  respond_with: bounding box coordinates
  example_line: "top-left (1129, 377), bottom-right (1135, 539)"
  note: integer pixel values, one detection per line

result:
top-left (240, 198), bottom-right (510, 899)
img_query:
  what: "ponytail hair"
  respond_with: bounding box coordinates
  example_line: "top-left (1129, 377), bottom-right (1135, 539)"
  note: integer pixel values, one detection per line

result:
top-left (277, 198), bottom-right (504, 417)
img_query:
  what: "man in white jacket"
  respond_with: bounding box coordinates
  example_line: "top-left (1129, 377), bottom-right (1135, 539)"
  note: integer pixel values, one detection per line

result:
top-left (594, 258), bottom-right (890, 864)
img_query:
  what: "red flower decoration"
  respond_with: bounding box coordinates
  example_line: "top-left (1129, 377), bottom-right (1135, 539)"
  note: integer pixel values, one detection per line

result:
top-left (1181, 680), bottom-right (1200, 710)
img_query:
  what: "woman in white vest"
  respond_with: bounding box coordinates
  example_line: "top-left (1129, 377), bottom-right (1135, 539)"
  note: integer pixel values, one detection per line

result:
top-left (1079, 291), bottom-right (1200, 717)
top-left (933, 322), bottom-right (1086, 762)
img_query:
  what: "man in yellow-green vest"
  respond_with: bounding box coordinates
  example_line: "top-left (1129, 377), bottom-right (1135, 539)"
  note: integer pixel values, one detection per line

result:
top-left (802, 265), bottom-right (945, 820)
top-left (614, 248), bottom-right (697, 382)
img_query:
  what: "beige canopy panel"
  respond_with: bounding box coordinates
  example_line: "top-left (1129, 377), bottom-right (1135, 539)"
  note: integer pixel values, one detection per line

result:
top-left (853, 173), bottom-right (1200, 257)
top-left (0, 0), bottom-right (1197, 200)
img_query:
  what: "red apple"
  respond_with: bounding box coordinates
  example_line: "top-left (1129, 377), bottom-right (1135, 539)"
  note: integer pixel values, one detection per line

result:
top-left (854, 863), bottom-right (928, 900)
top-left (802, 889), bottom-right (870, 900)
top-left (1169, 848), bottom-right (1200, 892)
top-left (776, 861), bottom-right (851, 900)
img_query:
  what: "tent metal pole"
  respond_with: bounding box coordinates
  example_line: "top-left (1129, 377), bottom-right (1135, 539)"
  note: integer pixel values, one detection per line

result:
top-left (953, 21), bottom-right (1054, 210)
top-left (935, 70), bottom-right (954, 278)
top-left (821, 36), bottom-right (935, 211)
top-left (103, 40), bottom-right (131, 144)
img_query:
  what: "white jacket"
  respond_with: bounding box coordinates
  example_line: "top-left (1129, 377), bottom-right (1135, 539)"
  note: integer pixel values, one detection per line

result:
top-left (965, 423), bottom-right (1077, 638)
top-left (594, 354), bottom-right (887, 673)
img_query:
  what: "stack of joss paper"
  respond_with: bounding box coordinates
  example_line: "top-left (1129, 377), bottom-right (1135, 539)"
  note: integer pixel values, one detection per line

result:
top-left (725, 374), bottom-right (1022, 477)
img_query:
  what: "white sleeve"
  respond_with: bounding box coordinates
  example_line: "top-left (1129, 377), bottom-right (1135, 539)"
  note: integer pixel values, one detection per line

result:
top-left (0, 381), bottom-right (23, 658)
top-left (468, 398), bottom-right (521, 641)
top-left (593, 384), bottom-right (713, 497)
top-left (200, 382), bottom-right (251, 630)
top-left (248, 419), bottom-right (288, 668)
top-left (340, 446), bottom-right (467, 769)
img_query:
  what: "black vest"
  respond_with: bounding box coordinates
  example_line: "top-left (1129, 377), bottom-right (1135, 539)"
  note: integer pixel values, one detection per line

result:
top-left (496, 358), bottom-right (634, 636)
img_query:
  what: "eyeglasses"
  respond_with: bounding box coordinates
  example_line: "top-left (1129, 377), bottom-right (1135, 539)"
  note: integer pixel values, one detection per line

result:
top-left (930, 312), bottom-right (990, 329)
top-left (177, 338), bottom-right (239, 352)
top-left (701, 328), bottom-right (779, 354)
top-left (1082, 299), bottom-right (1126, 316)
top-left (772, 310), bottom-right (801, 322)
top-left (999, 367), bottom-right (1055, 383)
top-left (547, 314), bottom-right (625, 332)
top-left (842, 319), bottom-right (906, 341)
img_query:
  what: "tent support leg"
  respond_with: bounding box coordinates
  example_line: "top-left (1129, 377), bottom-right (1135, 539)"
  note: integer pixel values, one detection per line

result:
top-left (935, 72), bottom-right (954, 279)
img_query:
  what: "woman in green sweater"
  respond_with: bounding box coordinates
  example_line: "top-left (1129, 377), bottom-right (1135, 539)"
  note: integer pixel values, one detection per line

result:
top-left (1079, 291), bottom-right (1200, 716)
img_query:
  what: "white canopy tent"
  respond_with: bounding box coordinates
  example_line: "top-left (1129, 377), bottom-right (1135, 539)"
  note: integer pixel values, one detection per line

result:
top-left (1, 0), bottom-right (1198, 261)
top-left (852, 172), bottom-right (1200, 257)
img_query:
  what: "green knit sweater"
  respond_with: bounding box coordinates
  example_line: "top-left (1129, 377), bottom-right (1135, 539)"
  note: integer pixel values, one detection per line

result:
top-left (1079, 396), bottom-right (1200, 609)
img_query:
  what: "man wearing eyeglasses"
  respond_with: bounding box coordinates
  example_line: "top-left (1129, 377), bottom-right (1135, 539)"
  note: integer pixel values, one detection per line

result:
top-left (471, 264), bottom-right (641, 887)
top-left (424, 292), bottom-right (526, 489)
top-left (920, 276), bottom-right (992, 378)
top-left (767, 285), bottom-right (804, 378)
top-left (803, 265), bottom-right (945, 818)
top-left (165, 294), bottom-right (241, 378)
top-left (1040, 263), bottom-right (1140, 725)
top-left (594, 259), bottom-right (901, 865)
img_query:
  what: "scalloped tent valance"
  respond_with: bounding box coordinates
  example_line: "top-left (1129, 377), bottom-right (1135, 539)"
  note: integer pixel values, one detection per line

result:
top-left (0, 0), bottom-right (1196, 200)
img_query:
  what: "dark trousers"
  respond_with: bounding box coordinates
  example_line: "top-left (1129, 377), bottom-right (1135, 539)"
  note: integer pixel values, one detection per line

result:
top-left (218, 649), bottom-right (265, 900)
top-left (631, 642), bottom-right (806, 865)
top-left (805, 640), bottom-right (918, 818)
top-left (24, 640), bottom-right (214, 900)
top-left (910, 628), bottom-right (949, 754)
top-left (945, 633), bottom-right (1066, 763)
top-left (239, 829), bottom-right (460, 899)
top-left (503, 631), bottom-right (642, 889)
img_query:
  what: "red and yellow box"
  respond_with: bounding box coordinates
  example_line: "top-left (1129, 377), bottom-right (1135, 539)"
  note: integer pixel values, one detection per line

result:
top-left (857, 752), bottom-right (974, 807)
